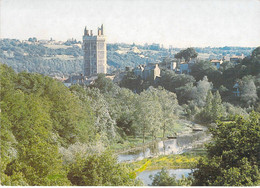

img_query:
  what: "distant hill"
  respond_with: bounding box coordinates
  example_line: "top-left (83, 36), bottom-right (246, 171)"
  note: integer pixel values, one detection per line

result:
top-left (0, 38), bottom-right (255, 77)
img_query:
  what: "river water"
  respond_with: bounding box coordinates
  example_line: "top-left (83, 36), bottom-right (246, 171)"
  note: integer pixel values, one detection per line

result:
top-left (137, 169), bottom-right (192, 185)
top-left (118, 126), bottom-right (210, 163)
top-left (117, 124), bottom-right (210, 186)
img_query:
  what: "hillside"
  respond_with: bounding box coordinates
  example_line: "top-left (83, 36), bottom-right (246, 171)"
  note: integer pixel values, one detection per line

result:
top-left (0, 39), bottom-right (255, 77)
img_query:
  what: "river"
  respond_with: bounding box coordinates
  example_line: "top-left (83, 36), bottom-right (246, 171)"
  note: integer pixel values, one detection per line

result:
top-left (137, 169), bottom-right (192, 185)
top-left (118, 124), bottom-right (210, 163)
top-left (117, 123), bottom-right (210, 185)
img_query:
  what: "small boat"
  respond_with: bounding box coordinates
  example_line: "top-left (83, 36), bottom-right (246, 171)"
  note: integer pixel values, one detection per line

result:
top-left (167, 136), bottom-right (177, 139)
top-left (192, 127), bottom-right (203, 131)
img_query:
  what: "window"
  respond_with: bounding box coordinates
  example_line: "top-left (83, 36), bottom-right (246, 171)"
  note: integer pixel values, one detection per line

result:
top-left (98, 43), bottom-right (104, 50)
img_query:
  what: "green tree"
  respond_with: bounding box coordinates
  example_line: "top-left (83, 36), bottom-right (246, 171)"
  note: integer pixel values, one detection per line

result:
top-left (0, 64), bottom-right (18, 184)
top-left (174, 48), bottom-right (198, 62)
top-left (190, 60), bottom-right (222, 87)
top-left (85, 87), bottom-right (117, 142)
top-left (2, 93), bottom-right (70, 185)
top-left (120, 71), bottom-right (143, 93)
top-left (240, 78), bottom-right (258, 107)
top-left (134, 88), bottom-right (163, 142)
top-left (192, 112), bottom-right (260, 186)
top-left (175, 82), bottom-right (194, 105)
top-left (158, 70), bottom-right (195, 93)
top-left (69, 85), bottom-right (96, 143)
top-left (0, 113), bottom-right (17, 185)
top-left (191, 76), bottom-right (212, 107)
top-left (0, 64), bottom-right (96, 185)
top-left (146, 87), bottom-right (180, 138)
top-left (13, 71), bottom-right (87, 146)
top-left (150, 168), bottom-right (178, 186)
top-left (150, 168), bottom-right (192, 186)
top-left (90, 73), bottom-right (117, 93)
top-left (196, 91), bottom-right (225, 124)
top-left (196, 91), bottom-right (214, 123)
top-left (116, 113), bottom-right (135, 136)
top-left (158, 70), bottom-right (195, 104)
top-left (67, 151), bottom-right (142, 186)
top-left (211, 91), bottom-right (225, 120)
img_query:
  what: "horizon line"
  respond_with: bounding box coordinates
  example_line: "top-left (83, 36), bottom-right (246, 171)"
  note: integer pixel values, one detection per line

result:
top-left (0, 37), bottom-right (258, 49)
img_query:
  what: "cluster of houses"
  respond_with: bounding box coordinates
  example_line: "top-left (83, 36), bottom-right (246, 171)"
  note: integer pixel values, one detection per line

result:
top-left (60, 53), bottom-right (245, 97)
top-left (130, 53), bottom-right (245, 82)
top-left (58, 26), bottom-right (245, 97)
top-left (125, 54), bottom-right (244, 97)
top-left (129, 57), bottom-right (197, 82)
top-left (209, 54), bottom-right (245, 69)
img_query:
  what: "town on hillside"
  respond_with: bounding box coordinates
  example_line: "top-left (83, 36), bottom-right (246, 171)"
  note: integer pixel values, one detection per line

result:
top-left (47, 25), bottom-right (245, 98)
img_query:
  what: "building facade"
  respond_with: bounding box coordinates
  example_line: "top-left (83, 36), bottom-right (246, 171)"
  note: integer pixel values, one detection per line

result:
top-left (82, 24), bottom-right (107, 76)
top-left (230, 54), bottom-right (245, 64)
top-left (159, 57), bottom-right (177, 71)
top-left (210, 59), bottom-right (223, 69)
top-left (133, 63), bottom-right (160, 81)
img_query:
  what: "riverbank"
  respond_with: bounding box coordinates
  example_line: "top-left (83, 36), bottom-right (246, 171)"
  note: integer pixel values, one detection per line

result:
top-left (111, 119), bottom-right (205, 154)
top-left (127, 151), bottom-right (206, 175)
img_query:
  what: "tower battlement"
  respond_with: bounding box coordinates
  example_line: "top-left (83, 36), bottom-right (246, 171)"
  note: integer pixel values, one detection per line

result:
top-left (82, 24), bottom-right (107, 76)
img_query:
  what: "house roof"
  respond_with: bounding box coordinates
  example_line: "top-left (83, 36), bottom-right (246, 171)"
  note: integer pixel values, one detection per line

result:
top-left (210, 59), bottom-right (221, 63)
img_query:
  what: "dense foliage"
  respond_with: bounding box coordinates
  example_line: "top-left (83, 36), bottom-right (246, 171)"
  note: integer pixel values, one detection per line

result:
top-left (121, 47), bottom-right (260, 124)
top-left (1, 63), bottom-right (185, 185)
top-left (192, 112), bottom-right (260, 186)
top-left (0, 64), bottom-right (79, 185)
top-left (150, 168), bottom-right (193, 186)
top-left (150, 168), bottom-right (179, 186)
top-left (67, 151), bottom-right (141, 186)
top-left (174, 47), bottom-right (198, 62)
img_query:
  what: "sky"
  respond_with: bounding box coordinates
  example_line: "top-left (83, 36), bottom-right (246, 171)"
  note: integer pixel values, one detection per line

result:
top-left (1, 0), bottom-right (260, 48)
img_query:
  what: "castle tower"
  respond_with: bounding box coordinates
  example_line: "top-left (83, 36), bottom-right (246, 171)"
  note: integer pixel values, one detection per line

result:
top-left (82, 24), bottom-right (107, 76)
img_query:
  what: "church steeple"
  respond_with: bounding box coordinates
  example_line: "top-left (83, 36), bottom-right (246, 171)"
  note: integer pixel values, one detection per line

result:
top-left (83, 25), bottom-right (107, 76)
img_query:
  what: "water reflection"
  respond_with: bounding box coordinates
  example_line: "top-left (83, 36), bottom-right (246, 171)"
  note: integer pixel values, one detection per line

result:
top-left (118, 129), bottom-right (210, 162)
top-left (137, 169), bottom-right (192, 186)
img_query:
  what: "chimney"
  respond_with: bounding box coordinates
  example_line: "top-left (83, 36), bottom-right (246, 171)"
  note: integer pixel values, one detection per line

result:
top-left (90, 30), bottom-right (93, 36)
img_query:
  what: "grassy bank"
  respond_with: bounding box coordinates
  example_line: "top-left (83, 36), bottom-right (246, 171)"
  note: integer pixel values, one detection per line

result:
top-left (110, 136), bottom-right (166, 154)
top-left (110, 119), bottom-right (191, 153)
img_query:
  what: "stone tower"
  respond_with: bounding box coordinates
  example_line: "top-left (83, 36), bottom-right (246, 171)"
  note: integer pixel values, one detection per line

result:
top-left (82, 24), bottom-right (107, 76)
